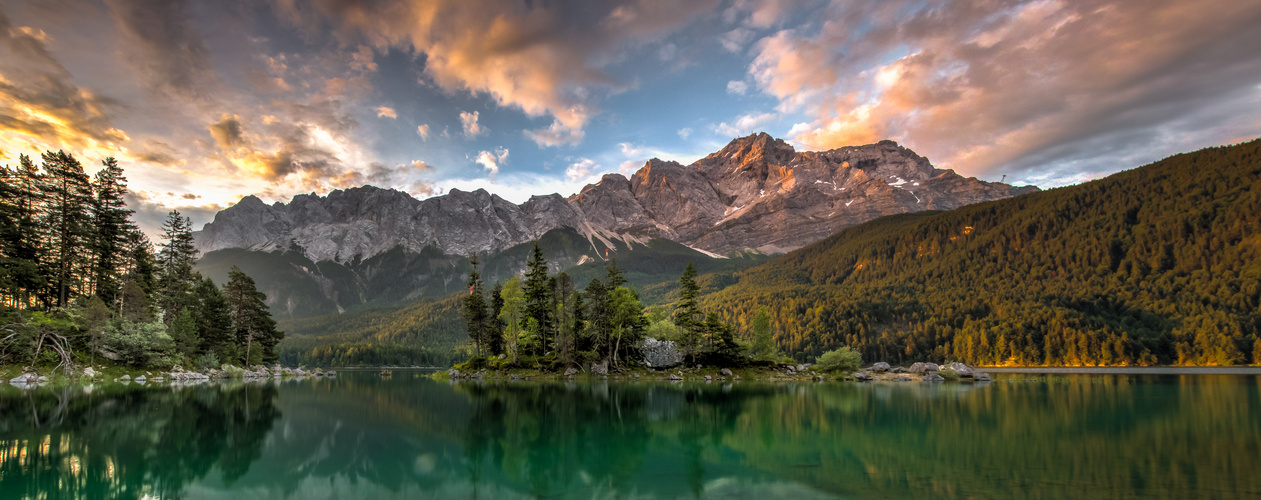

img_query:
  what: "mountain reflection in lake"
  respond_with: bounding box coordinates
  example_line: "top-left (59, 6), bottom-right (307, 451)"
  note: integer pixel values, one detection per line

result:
top-left (1, 372), bottom-right (1258, 499)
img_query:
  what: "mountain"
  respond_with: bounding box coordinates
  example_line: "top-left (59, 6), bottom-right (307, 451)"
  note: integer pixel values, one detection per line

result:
top-left (196, 134), bottom-right (1035, 262)
top-left (193, 133), bottom-right (1034, 317)
top-left (698, 139), bottom-right (1261, 366)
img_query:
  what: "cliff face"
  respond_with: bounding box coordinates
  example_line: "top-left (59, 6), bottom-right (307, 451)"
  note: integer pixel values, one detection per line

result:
top-left (194, 133), bottom-right (1038, 262)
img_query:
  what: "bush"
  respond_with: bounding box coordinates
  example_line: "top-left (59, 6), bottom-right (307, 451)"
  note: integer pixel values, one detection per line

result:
top-left (815, 346), bottom-right (862, 373)
top-left (196, 352), bottom-right (220, 371)
top-left (454, 356), bottom-right (487, 372)
top-left (219, 364), bottom-right (245, 377)
top-left (939, 368), bottom-right (960, 381)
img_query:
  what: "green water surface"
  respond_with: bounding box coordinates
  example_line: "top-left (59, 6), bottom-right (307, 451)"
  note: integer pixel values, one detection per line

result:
top-left (1, 371), bottom-right (1258, 499)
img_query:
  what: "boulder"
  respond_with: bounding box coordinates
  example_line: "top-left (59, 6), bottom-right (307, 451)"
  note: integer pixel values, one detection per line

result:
top-left (974, 372), bottom-right (992, 382)
top-left (448, 369), bottom-right (460, 379)
top-left (83, 367), bottom-right (96, 378)
top-left (947, 362), bottom-right (975, 378)
top-left (120, 374), bottom-right (131, 381)
top-left (923, 373), bottom-right (945, 382)
top-left (152, 377), bottom-right (164, 382)
top-left (891, 366), bottom-right (906, 373)
top-left (498, 354), bottom-right (506, 360)
top-left (134, 375), bottom-right (147, 382)
top-left (909, 362), bottom-right (939, 374)
top-left (36, 376), bottom-right (48, 383)
top-left (9, 374), bottom-right (36, 384)
top-left (640, 337), bottom-right (685, 369)
top-left (326, 371), bottom-right (337, 377)
top-left (851, 371), bottom-right (873, 381)
top-left (795, 364), bottom-right (808, 372)
top-left (704, 375), bottom-right (713, 381)
top-left (564, 367), bottom-right (579, 377)
top-left (870, 362), bottom-right (891, 373)
top-left (720, 368), bottom-right (733, 377)
top-left (668, 374), bottom-right (683, 381)
top-left (591, 360), bottom-right (609, 376)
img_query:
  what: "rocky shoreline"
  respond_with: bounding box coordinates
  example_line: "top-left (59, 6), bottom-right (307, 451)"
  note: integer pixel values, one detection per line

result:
top-left (441, 360), bottom-right (992, 383)
top-left (4, 363), bottom-right (337, 389)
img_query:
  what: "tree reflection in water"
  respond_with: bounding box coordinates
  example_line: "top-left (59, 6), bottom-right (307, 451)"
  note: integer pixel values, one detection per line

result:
top-left (0, 381), bottom-right (279, 499)
top-left (1, 373), bottom-right (1259, 499)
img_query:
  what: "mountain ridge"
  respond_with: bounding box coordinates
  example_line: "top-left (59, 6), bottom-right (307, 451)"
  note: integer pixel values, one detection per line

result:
top-left (194, 133), bottom-right (1038, 263)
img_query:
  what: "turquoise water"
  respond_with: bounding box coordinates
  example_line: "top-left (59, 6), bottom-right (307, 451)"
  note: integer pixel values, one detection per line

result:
top-left (1, 371), bottom-right (1259, 499)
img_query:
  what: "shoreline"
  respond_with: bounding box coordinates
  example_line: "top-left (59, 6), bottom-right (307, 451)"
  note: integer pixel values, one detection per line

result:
top-left (977, 366), bottom-right (1261, 375)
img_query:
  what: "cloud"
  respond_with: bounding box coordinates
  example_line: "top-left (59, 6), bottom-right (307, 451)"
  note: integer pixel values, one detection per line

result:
top-left (460, 110), bottom-right (485, 138)
top-left (619, 160), bottom-right (640, 176)
top-left (719, 28), bottom-right (753, 53)
top-left (565, 158), bottom-right (598, 181)
top-left (726, 80), bottom-right (748, 95)
top-left (725, 0), bottom-right (795, 28)
top-left (677, 127), bottom-right (693, 139)
top-left (526, 119), bottom-right (584, 147)
top-left (272, 0), bottom-right (722, 146)
top-left (0, 10), bottom-right (129, 159)
top-left (416, 124), bottom-right (430, 140)
top-left (474, 147), bottom-right (508, 175)
top-left (375, 106), bottom-right (397, 119)
top-left (618, 142), bottom-right (644, 156)
top-left (102, 0), bottom-right (218, 99)
top-left (746, 0), bottom-right (1261, 184)
top-left (207, 114), bottom-right (245, 148)
top-left (715, 112), bottom-right (776, 137)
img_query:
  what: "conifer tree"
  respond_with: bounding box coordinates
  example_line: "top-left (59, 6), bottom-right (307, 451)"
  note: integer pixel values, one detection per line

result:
top-left (499, 276), bottom-right (525, 363)
top-left (0, 156), bottom-right (45, 308)
top-left (38, 151), bottom-right (94, 308)
top-left (522, 242), bottom-right (553, 355)
top-left (156, 210), bottom-right (198, 319)
top-left (89, 157), bottom-right (134, 305)
top-left (488, 281), bottom-right (505, 356)
top-left (674, 262), bottom-right (703, 362)
top-left (192, 277), bottom-right (234, 361)
top-left (462, 254), bottom-right (489, 357)
top-left (223, 266), bottom-right (283, 365)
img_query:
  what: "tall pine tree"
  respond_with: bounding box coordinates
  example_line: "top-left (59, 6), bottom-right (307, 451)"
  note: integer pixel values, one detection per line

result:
top-left (675, 262), bottom-right (703, 363)
top-left (462, 254), bottom-right (490, 357)
top-left (156, 210), bottom-right (198, 319)
top-left (89, 157), bottom-right (135, 305)
top-left (38, 151), bottom-right (94, 308)
top-left (522, 242), bottom-right (553, 356)
top-left (223, 266), bottom-right (283, 365)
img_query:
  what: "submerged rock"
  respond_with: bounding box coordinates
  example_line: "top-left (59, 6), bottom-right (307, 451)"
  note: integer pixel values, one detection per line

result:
top-left (974, 372), bottom-right (992, 382)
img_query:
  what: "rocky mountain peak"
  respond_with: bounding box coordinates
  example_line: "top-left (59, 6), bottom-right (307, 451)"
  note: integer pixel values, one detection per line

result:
top-left (195, 133), bottom-right (1038, 262)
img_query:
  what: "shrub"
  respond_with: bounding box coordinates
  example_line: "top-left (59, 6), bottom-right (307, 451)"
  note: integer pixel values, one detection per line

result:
top-left (196, 352), bottom-right (220, 371)
top-left (815, 346), bottom-right (862, 373)
top-left (939, 368), bottom-right (961, 381)
top-left (219, 364), bottom-right (245, 377)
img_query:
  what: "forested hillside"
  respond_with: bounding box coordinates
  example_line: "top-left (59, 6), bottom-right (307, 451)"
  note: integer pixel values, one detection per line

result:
top-left (701, 140), bottom-right (1261, 366)
top-left (275, 238), bottom-right (767, 366)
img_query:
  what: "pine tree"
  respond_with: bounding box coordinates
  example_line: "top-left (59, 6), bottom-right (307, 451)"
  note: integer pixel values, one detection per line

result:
top-left (584, 277), bottom-right (608, 357)
top-left (462, 254), bottom-right (490, 357)
top-left (552, 272), bottom-right (575, 365)
top-left (675, 262), bottom-right (703, 363)
top-left (38, 151), bottom-right (94, 308)
top-left (192, 277), bottom-right (234, 361)
top-left (223, 266), bottom-right (283, 365)
top-left (488, 281), bottom-right (505, 356)
top-left (0, 156), bottom-right (46, 308)
top-left (89, 157), bottom-right (134, 305)
top-left (156, 210), bottom-right (198, 319)
top-left (522, 242), bottom-right (553, 356)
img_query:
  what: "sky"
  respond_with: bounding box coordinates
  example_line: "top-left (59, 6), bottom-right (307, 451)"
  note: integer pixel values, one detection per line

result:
top-left (2, 0), bottom-right (1260, 238)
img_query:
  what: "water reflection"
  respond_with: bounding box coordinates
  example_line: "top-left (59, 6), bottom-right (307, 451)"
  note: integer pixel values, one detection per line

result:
top-left (1, 373), bottom-right (1258, 499)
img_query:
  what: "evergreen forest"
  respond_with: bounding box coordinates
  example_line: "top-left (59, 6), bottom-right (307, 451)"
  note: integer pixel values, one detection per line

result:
top-left (700, 139), bottom-right (1261, 366)
top-left (0, 151), bottom-right (283, 373)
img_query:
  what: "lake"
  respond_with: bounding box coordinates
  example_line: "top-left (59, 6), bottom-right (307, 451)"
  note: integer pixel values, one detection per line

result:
top-left (1, 370), bottom-right (1259, 499)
